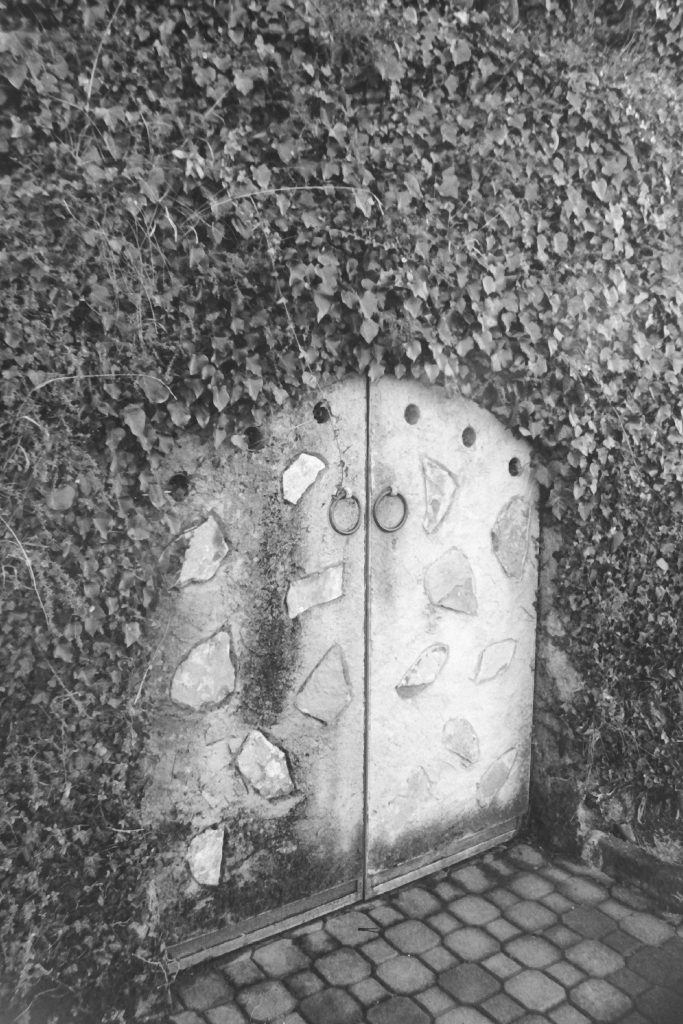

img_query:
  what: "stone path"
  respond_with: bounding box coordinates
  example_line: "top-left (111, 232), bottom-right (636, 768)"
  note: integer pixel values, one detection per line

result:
top-left (169, 841), bottom-right (683, 1024)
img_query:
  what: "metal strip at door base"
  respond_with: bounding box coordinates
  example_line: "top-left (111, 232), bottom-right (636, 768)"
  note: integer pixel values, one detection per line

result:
top-left (365, 817), bottom-right (521, 898)
top-left (168, 879), bottom-right (361, 971)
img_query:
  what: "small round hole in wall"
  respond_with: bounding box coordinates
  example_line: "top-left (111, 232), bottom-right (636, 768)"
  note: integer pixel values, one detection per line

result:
top-left (404, 404), bottom-right (420, 425)
top-left (462, 426), bottom-right (476, 447)
top-left (245, 425), bottom-right (266, 451)
top-left (313, 401), bottom-right (331, 424)
top-left (508, 457), bottom-right (522, 476)
top-left (167, 472), bottom-right (190, 501)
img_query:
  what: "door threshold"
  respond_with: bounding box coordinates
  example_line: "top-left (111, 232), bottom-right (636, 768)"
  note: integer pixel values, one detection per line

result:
top-left (366, 817), bottom-right (520, 898)
top-left (168, 879), bottom-right (361, 971)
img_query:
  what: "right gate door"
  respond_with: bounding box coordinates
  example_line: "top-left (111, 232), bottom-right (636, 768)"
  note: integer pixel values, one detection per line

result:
top-left (365, 376), bottom-right (539, 895)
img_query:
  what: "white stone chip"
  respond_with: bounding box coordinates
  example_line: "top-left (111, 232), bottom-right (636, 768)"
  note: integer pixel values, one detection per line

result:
top-left (187, 827), bottom-right (224, 886)
top-left (178, 516), bottom-right (228, 586)
top-left (236, 730), bottom-right (294, 799)
top-left (295, 645), bottom-right (352, 724)
top-left (282, 453), bottom-right (326, 504)
top-left (477, 747), bottom-right (517, 806)
top-left (422, 457), bottom-right (457, 533)
top-left (286, 563), bottom-right (344, 619)
top-left (171, 631), bottom-right (235, 709)
top-left (475, 639), bottom-right (517, 684)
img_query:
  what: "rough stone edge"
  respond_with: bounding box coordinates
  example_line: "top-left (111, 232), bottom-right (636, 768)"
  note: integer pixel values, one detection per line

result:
top-left (583, 828), bottom-right (683, 914)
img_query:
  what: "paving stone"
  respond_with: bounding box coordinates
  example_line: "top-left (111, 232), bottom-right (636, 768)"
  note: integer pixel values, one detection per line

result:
top-left (557, 877), bottom-right (608, 905)
top-left (171, 1013), bottom-right (205, 1024)
top-left (177, 969), bottom-right (233, 1010)
top-left (394, 886), bottom-right (442, 917)
top-left (509, 873), bottom-right (554, 899)
top-left (548, 1004), bottom-right (592, 1024)
top-left (292, 920), bottom-right (324, 937)
top-left (385, 919), bottom-right (440, 953)
top-left (282, 1014), bottom-right (307, 1024)
top-left (510, 1016), bottom-right (548, 1024)
top-left (482, 991), bottom-right (526, 1022)
top-left (542, 892), bottom-right (574, 914)
top-left (206, 1007), bottom-right (248, 1024)
top-left (540, 865), bottom-right (573, 884)
top-left (544, 925), bottom-right (582, 949)
top-left (620, 911), bottom-right (675, 945)
top-left (220, 953), bottom-right (265, 988)
top-left (439, 1009), bottom-right (497, 1024)
top-left (369, 904), bottom-right (404, 927)
top-left (360, 937), bottom-right (397, 964)
top-left (617, 1013), bottom-right (649, 1024)
top-left (416, 984), bottom-right (455, 1016)
top-left (349, 977), bottom-right (388, 1007)
top-left (504, 970), bottom-right (565, 1012)
top-left (445, 926), bottom-right (499, 961)
top-left (611, 886), bottom-right (652, 911)
top-left (628, 944), bottom-right (683, 988)
top-left (450, 895), bottom-right (501, 925)
top-left (237, 980), bottom-right (296, 1022)
top-left (554, 857), bottom-right (609, 881)
top-left (435, 880), bottom-right (460, 900)
top-left (566, 938), bottom-right (625, 977)
top-left (439, 962), bottom-right (501, 1003)
top-left (506, 936), bottom-right (561, 969)
top-left (484, 953), bottom-right (523, 980)
top-left (316, 948), bottom-right (370, 986)
top-left (487, 917), bottom-right (521, 942)
top-left (484, 855), bottom-right (516, 878)
top-left (504, 900), bottom-right (557, 931)
top-left (285, 970), bottom-right (324, 999)
top-left (569, 979), bottom-right (632, 1021)
top-left (419, 944), bottom-right (457, 972)
top-left (602, 929), bottom-right (642, 956)
top-left (509, 844), bottom-right (546, 868)
top-left (376, 954), bottom-right (434, 994)
top-left (428, 910), bottom-right (460, 935)
top-left (299, 987), bottom-right (362, 1024)
top-left (546, 961), bottom-right (585, 988)
top-left (635, 985), bottom-right (683, 1024)
top-left (253, 938), bottom-right (310, 978)
top-left (367, 995), bottom-right (429, 1024)
top-left (488, 887), bottom-right (521, 910)
top-left (325, 910), bottom-right (378, 946)
top-left (606, 967), bottom-right (649, 998)
top-left (297, 928), bottom-right (338, 957)
top-left (562, 906), bottom-right (614, 939)
top-left (599, 898), bottom-right (634, 921)
top-left (450, 865), bottom-right (494, 893)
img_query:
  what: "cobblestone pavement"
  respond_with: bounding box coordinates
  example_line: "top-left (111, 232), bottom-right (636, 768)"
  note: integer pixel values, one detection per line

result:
top-left (169, 841), bottom-right (683, 1024)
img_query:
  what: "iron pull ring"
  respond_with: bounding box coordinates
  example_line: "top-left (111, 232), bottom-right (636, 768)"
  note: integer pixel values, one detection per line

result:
top-left (372, 486), bottom-right (408, 533)
top-left (329, 488), bottom-right (362, 536)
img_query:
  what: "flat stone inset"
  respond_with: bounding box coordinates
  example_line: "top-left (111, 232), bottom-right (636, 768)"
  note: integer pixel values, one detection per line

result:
top-left (396, 643), bottom-right (449, 698)
top-left (286, 563), bottom-right (344, 619)
top-left (282, 453), bottom-right (326, 505)
top-left (187, 827), bottom-right (224, 886)
top-left (295, 645), bottom-right (352, 724)
top-left (442, 718), bottom-right (480, 766)
top-left (171, 631), bottom-right (235, 710)
top-left (477, 748), bottom-right (517, 806)
top-left (422, 456), bottom-right (457, 533)
top-left (236, 731), bottom-right (294, 799)
top-left (179, 516), bottom-right (229, 586)
top-left (475, 639), bottom-right (517, 684)
top-left (491, 497), bottom-right (531, 579)
top-left (424, 547), bottom-right (477, 615)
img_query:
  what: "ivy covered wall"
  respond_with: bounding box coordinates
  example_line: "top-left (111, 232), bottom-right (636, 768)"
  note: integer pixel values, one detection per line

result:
top-left (1, 0), bottom-right (681, 1018)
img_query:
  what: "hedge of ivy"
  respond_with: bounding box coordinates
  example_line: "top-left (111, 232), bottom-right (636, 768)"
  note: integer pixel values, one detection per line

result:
top-left (1, 0), bottom-right (681, 1018)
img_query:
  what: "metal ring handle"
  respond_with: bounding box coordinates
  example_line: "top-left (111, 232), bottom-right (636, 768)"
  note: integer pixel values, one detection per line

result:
top-left (329, 489), bottom-right (362, 535)
top-left (372, 486), bottom-right (408, 533)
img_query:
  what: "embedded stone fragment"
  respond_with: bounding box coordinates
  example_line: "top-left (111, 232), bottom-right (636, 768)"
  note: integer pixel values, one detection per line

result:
top-left (424, 548), bottom-right (477, 614)
top-left (491, 497), bottom-right (531, 579)
top-left (442, 718), bottom-right (480, 766)
top-left (178, 516), bottom-right (228, 586)
top-left (295, 645), bottom-right (352, 724)
top-left (237, 731), bottom-right (294, 799)
top-left (187, 827), bottom-right (224, 886)
top-left (396, 643), bottom-right (449, 698)
top-left (286, 563), bottom-right (343, 619)
top-left (475, 639), bottom-right (517, 684)
top-left (422, 457), bottom-right (457, 534)
top-left (477, 748), bottom-right (517, 806)
top-left (282, 453), bottom-right (326, 505)
top-left (171, 631), bottom-right (235, 709)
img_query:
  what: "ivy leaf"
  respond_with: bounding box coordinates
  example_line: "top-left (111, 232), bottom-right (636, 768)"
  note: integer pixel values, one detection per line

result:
top-left (313, 292), bottom-right (332, 321)
top-left (359, 290), bottom-right (378, 319)
top-left (553, 232), bottom-right (569, 256)
top-left (404, 296), bottom-right (422, 318)
top-left (354, 190), bottom-right (373, 218)
top-left (123, 622), bottom-right (141, 647)
top-left (138, 375), bottom-right (169, 404)
top-left (47, 485), bottom-right (76, 511)
top-left (360, 319), bottom-right (379, 342)
top-left (123, 405), bottom-right (147, 441)
top-left (451, 39), bottom-right (471, 67)
top-left (592, 178), bottom-right (608, 202)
